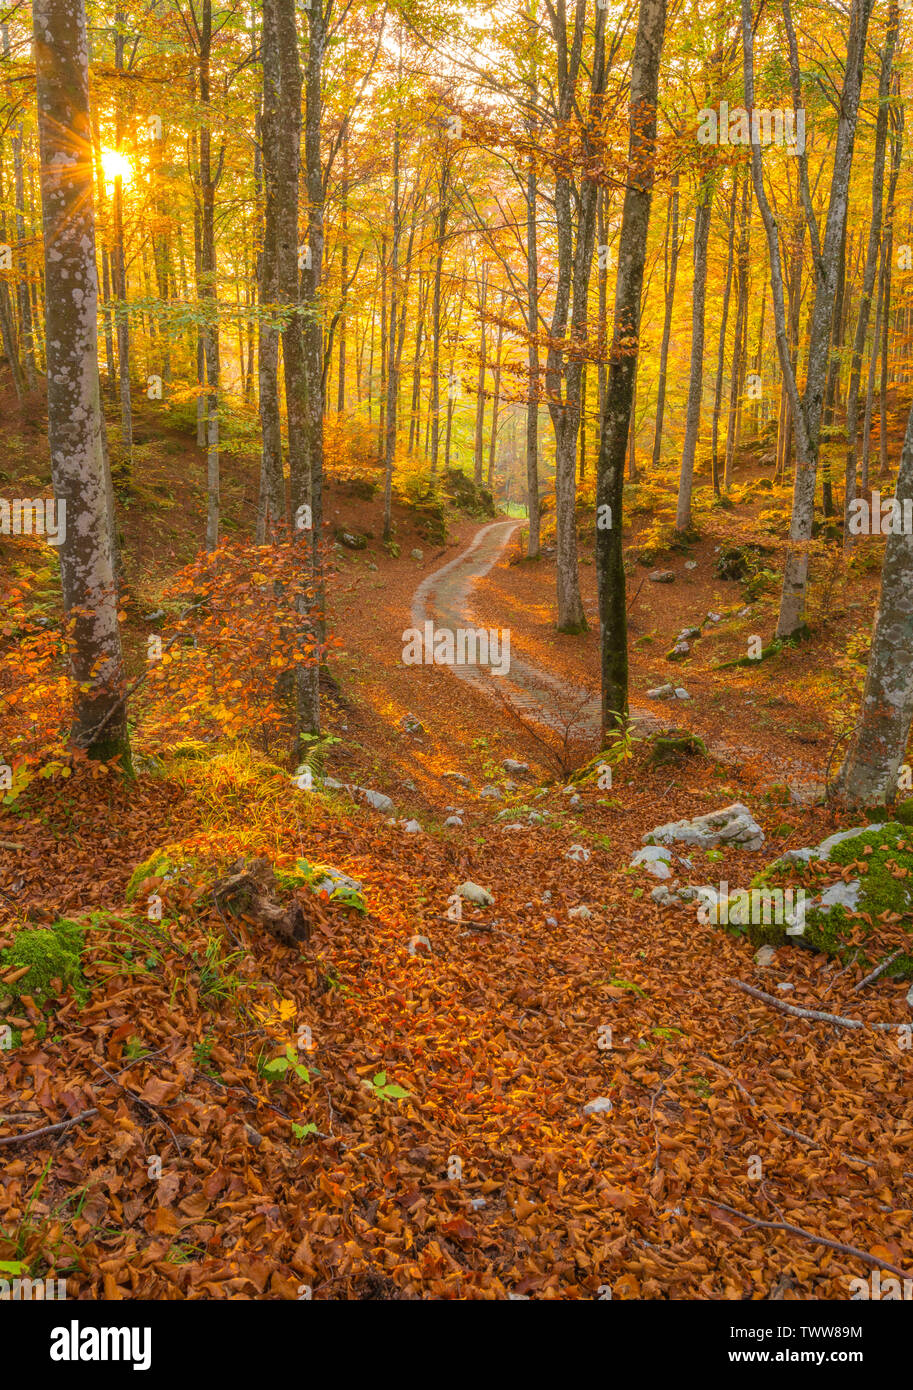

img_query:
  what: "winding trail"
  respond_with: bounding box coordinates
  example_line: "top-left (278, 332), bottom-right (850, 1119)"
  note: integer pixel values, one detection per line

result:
top-left (408, 522), bottom-right (824, 801)
top-left (410, 519), bottom-right (655, 739)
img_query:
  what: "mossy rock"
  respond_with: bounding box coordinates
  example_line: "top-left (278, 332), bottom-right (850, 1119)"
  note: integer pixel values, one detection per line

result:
top-left (744, 821), bottom-right (913, 975)
top-left (648, 734), bottom-right (707, 767)
top-left (275, 859), bottom-right (366, 913)
top-left (0, 918), bottom-right (86, 1004)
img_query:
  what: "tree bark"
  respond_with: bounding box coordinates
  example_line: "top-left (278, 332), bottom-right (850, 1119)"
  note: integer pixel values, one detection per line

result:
top-left (675, 187), bottom-right (711, 531)
top-left (652, 171), bottom-right (679, 471)
top-left (33, 0), bottom-right (130, 765)
top-left (836, 396), bottom-right (913, 805)
top-left (596, 0), bottom-right (667, 734)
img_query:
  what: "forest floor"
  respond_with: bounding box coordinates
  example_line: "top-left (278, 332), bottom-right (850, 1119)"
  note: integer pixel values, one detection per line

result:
top-left (1, 374), bottom-right (913, 1299)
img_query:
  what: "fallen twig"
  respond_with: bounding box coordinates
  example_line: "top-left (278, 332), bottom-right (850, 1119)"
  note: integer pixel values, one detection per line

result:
top-left (852, 950), bottom-right (903, 993)
top-left (729, 978), bottom-right (905, 1031)
top-left (0, 1108), bottom-right (97, 1146)
top-left (697, 1196), bottom-right (912, 1283)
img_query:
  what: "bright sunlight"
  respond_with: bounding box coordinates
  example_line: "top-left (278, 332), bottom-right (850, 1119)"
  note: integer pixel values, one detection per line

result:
top-left (100, 147), bottom-right (133, 186)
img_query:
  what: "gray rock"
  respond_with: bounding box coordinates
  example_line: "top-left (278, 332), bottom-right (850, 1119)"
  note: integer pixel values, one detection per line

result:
top-left (410, 548), bottom-right (424, 561)
top-left (674, 687), bottom-right (691, 701)
top-left (444, 815), bottom-right (463, 828)
top-left (631, 845), bottom-right (674, 879)
top-left (403, 819), bottom-right (422, 834)
top-left (528, 811), bottom-right (546, 825)
top-left (814, 879), bottom-right (862, 914)
top-left (651, 885), bottom-right (680, 907)
top-left (782, 824), bottom-right (885, 866)
top-left (566, 844), bottom-right (590, 863)
top-left (503, 779), bottom-right (519, 792)
top-left (677, 626), bottom-right (702, 641)
top-left (906, 983), bottom-right (913, 1009)
top-left (569, 794), bottom-right (582, 808)
top-left (444, 771), bottom-right (472, 789)
top-left (545, 916), bottom-right (558, 926)
top-left (707, 611), bottom-right (722, 623)
top-left (644, 802), bottom-right (764, 852)
top-left (647, 682), bottom-right (676, 700)
top-left (669, 640), bottom-right (690, 659)
top-left (568, 905), bottom-right (593, 921)
top-left (684, 560), bottom-right (698, 570)
top-left (582, 1097), bottom-right (613, 1116)
top-left (503, 759), bottom-right (530, 775)
top-left (754, 945), bottom-right (777, 967)
top-left (480, 785), bottom-right (503, 800)
top-left (457, 881), bottom-right (494, 906)
top-left (649, 570), bottom-right (676, 583)
top-left (313, 867), bottom-right (364, 899)
top-left (360, 788), bottom-right (395, 815)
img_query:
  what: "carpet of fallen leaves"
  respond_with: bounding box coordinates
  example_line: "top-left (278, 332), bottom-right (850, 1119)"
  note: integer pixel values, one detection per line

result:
top-left (2, 743), bottom-right (912, 1301)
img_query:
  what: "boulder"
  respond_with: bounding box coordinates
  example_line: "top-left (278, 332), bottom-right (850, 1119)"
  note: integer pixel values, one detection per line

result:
top-left (644, 802), bottom-right (764, 852)
top-left (457, 881), bottom-right (494, 906)
top-left (631, 845), bottom-right (674, 879)
top-left (648, 569), bottom-right (675, 583)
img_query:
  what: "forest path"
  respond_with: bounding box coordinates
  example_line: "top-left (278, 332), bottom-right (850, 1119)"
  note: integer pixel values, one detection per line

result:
top-left (410, 518), bottom-right (657, 743)
top-left (410, 519), bottom-right (824, 800)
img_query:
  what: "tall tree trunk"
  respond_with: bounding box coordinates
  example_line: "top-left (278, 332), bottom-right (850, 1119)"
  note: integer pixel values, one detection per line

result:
top-left (545, 0), bottom-right (605, 632)
top-left (652, 170), bottom-right (679, 470)
top-left (113, 9), bottom-right (133, 468)
top-left (487, 310), bottom-right (504, 490)
top-left (836, 396), bottom-right (913, 805)
top-left (844, 2), bottom-right (896, 541)
top-left (525, 124), bottom-right (540, 556)
top-left (257, 0), bottom-right (285, 541)
top-left (473, 262), bottom-right (488, 486)
top-left (743, 0), bottom-right (874, 638)
top-left (596, 0), bottom-right (667, 734)
top-left (675, 186), bottom-right (711, 531)
top-left (429, 170), bottom-right (449, 474)
top-left (33, 0), bottom-right (130, 765)
top-left (725, 172), bottom-right (751, 487)
top-left (300, 0), bottom-right (327, 739)
top-left (711, 177), bottom-right (738, 496)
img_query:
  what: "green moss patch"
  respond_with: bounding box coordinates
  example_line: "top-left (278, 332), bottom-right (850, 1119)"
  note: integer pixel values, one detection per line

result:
top-left (276, 859), bottom-right (366, 913)
top-left (746, 822), bottom-right (913, 975)
top-left (1, 917), bottom-right (86, 1004)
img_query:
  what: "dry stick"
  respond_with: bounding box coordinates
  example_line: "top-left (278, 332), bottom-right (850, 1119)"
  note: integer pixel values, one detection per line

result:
top-left (699, 1197), bottom-right (912, 1283)
top-left (729, 977), bottom-right (905, 1030)
top-left (93, 1061), bottom-right (183, 1156)
top-left (852, 949), bottom-right (904, 992)
top-left (698, 1051), bottom-right (875, 1171)
top-left (0, 1109), bottom-right (98, 1146)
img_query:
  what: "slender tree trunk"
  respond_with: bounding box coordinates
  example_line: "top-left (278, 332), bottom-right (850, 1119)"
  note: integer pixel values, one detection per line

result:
top-left (836, 395), bottom-right (913, 805)
top-left (525, 135), bottom-right (540, 556)
top-left (743, 0), bottom-right (874, 638)
top-left (711, 178), bottom-right (738, 496)
top-left (675, 187), bottom-right (711, 531)
top-left (596, 0), bottom-right (667, 734)
top-left (113, 11), bottom-right (133, 467)
top-left (844, 3), bottom-right (896, 541)
top-left (725, 172), bottom-right (750, 487)
top-left (473, 262), bottom-right (488, 486)
top-left (652, 171), bottom-right (679, 470)
top-left (257, 1), bottom-right (285, 540)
